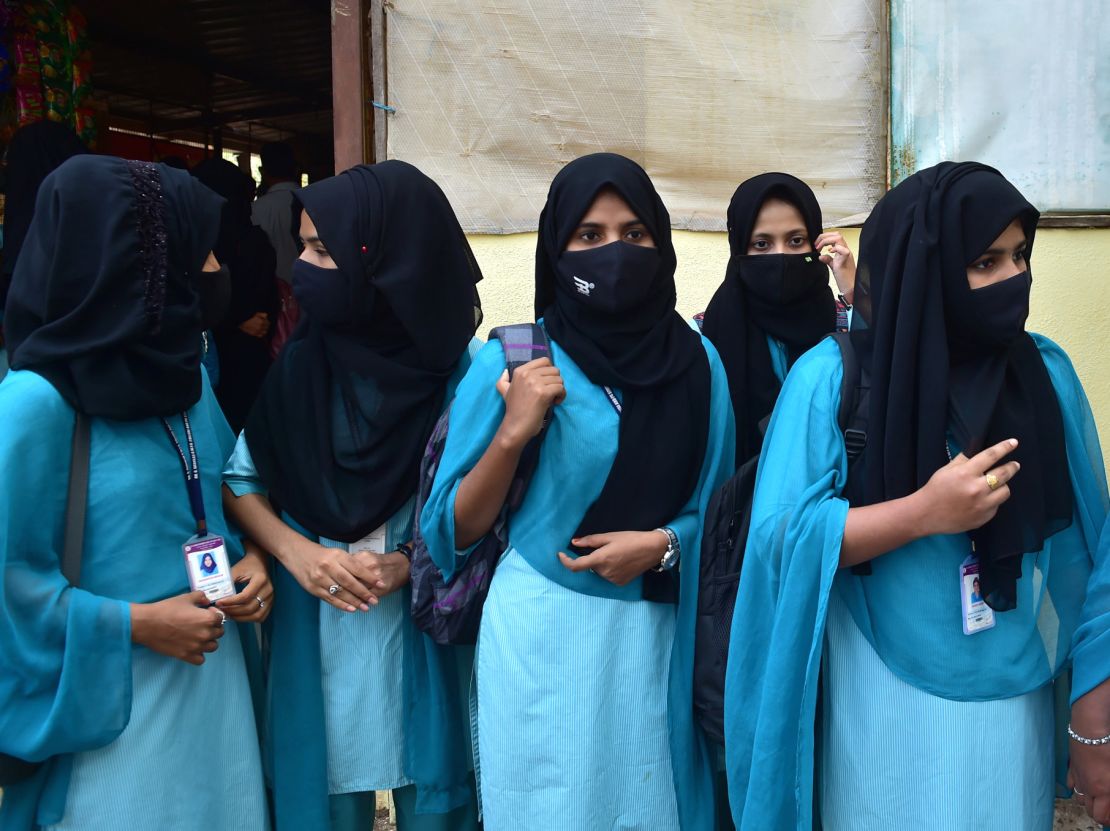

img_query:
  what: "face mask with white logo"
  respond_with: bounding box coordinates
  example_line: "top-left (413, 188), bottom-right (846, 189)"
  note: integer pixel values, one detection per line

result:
top-left (555, 241), bottom-right (661, 314)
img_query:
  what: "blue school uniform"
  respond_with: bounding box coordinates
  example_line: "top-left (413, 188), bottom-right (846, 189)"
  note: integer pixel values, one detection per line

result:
top-left (724, 334), bottom-right (1109, 830)
top-left (222, 339), bottom-right (480, 831)
top-left (419, 328), bottom-right (736, 831)
top-left (0, 369), bottom-right (267, 831)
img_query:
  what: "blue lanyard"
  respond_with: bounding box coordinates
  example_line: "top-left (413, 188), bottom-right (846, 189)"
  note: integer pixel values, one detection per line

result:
top-left (160, 412), bottom-right (207, 536)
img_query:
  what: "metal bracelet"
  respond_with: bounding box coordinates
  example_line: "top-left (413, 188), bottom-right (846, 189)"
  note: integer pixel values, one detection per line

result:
top-left (1067, 723), bottom-right (1110, 746)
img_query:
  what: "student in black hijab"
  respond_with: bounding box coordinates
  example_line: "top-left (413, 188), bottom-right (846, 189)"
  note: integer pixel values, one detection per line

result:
top-left (192, 158), bottom-right (279, 432)
top-left (0, 155), bottom-right (271, 829)
top-left (724, 161), bottom-right (1106, 830)
top-left (222, 160), bottom-right (483, 831)
top-left (424, 153), bottom-right (735, 830)
top-left (1, 121), bottom-right (88, 313)
top-left (700, 172), bottom-right (853, 464)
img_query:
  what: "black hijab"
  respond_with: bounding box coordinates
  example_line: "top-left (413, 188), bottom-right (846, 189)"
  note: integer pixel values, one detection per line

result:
top-left (245, 161), bottom-right (483, 543)
top-left (536, 153), bottom-right (711, 556)
top-left (701, 173), bottom-right (837, 463)
top-left (852, 161), bottom-right (1072, 610)
top-left (5, 155), bottom-right (223, 419)
top-left (1, 121), bottom-right (89, 305)
top-left (191, 158), bottom-right (254, 265)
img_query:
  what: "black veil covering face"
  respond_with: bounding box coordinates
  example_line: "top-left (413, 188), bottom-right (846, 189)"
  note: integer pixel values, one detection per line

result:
top-left (5, 156), bottom-right (223, 419)
top-left (245, 161), bottom-right (483, 544)
top-left (535, 153), bottom-right (711, 592)
top-left (1, 121), bottom-right (90, 306)
top-left (851, 161), bottom-right (1072, 610)
top-left (700, 173), bottom-right (837, 464)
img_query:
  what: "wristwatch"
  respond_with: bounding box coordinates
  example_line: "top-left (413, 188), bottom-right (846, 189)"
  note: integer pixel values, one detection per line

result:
top-left (653, 527), bottom-right (680, 572)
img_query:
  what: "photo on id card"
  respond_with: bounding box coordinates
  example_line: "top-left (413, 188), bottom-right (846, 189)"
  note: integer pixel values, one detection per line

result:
top-left (184, 535), bottom-right (235, 602)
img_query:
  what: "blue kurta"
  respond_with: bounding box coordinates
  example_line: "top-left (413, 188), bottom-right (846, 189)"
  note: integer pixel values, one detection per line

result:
top-left (222, 340), bottom-right (480, 831)
top-left (0, 369), bottom-right (267, 831)
top-left (724, 334), bottom-right (1109, 830)
top-left (419, 328), bottom-right (736, 831)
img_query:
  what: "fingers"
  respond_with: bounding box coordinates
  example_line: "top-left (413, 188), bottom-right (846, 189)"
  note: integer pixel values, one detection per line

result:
top-left (517, 357), bottom-right (552, 371)
top-left (185, 590), bottom-right (211, 607)
top-left (558, 551), bottom-right (598, 573)
top-left (1089, 795), bottom-right (1110, 826)
top-left (571, 533), bottom-right (614, 549)
top-left (967, 438), bottom-right (1019, 474)
top-left (496, 370), bottom-right (510, 399)
top-left (985, 460), bottom-right (1020, 489)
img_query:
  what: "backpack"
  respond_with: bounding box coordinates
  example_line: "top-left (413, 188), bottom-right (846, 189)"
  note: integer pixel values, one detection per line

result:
top-left (693, 331), bottom-right (869, 745)
top-left (410, 323), bottom-right (553, 646)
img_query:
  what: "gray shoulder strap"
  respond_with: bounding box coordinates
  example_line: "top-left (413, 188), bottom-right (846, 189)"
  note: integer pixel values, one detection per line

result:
top-left (62, 412), bottom-right (90, 586)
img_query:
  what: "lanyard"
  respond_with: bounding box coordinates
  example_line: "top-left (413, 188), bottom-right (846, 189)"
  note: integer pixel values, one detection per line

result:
top-left (161, 412), bottom-right (207, 536)
top-left (602, 386), bottom-right (622, 415)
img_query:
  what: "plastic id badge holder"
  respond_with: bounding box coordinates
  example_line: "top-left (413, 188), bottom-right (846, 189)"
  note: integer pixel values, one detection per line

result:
top-left (959, 554), bottom-right (995, 635)
top-left (185, 535), bottom-right (235, 601)
top-left (348, 525), bottom-right (387, 555)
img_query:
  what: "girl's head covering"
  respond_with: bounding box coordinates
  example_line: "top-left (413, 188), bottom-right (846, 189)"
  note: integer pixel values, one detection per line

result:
top-left (191, 158), bottom-right (254, 265)
top-left (701, 172), bottom-right (837, 463)
top-left (5, 155), bottom-right (223, 419)
top-left (245, 160), bottom-right (483, 543)
top-left (852, 160), bottom-right (1071, 610)
top-left (535, 153), bottom-right (710, 594)
top-left (1, 121), bottom-right (89, 301)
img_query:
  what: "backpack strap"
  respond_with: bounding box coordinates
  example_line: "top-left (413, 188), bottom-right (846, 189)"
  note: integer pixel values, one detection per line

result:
top-left (489, 323), bottom-right (551, 379)
top-left (489, 323), bottom-right (554, 510)
top-left (62, 412), bottom-right (91, 586)
top-left (832, 332), bottom-right (872, 576)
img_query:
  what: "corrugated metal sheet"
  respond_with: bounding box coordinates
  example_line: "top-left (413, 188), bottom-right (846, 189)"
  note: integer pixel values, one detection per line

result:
top-left (81, 0), bottom-right (334, 150)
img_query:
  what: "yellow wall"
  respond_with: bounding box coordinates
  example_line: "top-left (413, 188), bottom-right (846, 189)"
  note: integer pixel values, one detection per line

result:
top-left (468, 227), bottom-right (1110, 454)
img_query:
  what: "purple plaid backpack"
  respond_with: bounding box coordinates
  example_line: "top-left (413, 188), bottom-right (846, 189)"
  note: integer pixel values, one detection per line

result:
top-left (410, 324), bottom-right (553, 645)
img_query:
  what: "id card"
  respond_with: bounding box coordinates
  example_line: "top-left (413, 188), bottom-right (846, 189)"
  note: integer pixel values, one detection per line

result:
top-left (184, 534), bottom-right (235, 602)
top-left (959, 554), bottom-right (995, 635)
top-left (348, 525), bottom-right (387, 556)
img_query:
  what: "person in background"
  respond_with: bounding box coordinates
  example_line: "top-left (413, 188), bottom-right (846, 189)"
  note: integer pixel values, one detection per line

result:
top-left (0, 155), bottom-right (271, 831)
top-left (252, 141), bottom-right (299, 285)
top-left (700, 173), bottom-right (855, 467)
top-left (252, 141), bottom-right (301, 360)
top-left (0, 120), bottom-right (88, 377)
top-left (193, 158), bottom-right (279, 432)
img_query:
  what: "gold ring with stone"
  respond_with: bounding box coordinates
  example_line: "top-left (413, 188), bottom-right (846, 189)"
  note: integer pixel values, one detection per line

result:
top-left (985, 473), bottom-right (1001, 491)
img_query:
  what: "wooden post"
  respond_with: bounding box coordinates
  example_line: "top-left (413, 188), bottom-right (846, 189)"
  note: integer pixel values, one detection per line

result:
top-left (331, 0), bottom-right (367, 173)
top-left (368, 0), bottom-right (387, 163)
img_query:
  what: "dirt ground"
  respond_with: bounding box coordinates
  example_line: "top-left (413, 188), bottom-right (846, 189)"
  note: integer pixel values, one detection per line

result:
top-left (371, 799), bottom-right (1101, 830)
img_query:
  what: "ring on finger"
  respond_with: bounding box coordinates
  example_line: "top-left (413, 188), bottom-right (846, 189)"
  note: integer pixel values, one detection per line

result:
top-left (985, 472), bottom-right (1001, 491)
top-left (328, 584), bottom-right (341, 595)
top-left (255, 596), bottom-right (265, 609)
top-left (215, 608), bottom-right (226, 626)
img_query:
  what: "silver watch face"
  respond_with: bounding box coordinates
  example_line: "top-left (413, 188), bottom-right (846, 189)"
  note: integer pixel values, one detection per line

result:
top-left (661, 545), bottom-right (679, 570)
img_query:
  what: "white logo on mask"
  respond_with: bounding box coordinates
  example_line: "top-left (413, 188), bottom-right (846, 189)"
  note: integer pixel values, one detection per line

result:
top-left (573, 275), bottom-right (595, 296)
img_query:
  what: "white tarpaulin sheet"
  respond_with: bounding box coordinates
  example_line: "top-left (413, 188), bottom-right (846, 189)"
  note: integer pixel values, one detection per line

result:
top-left (385, 0), bottom-right (887, 233)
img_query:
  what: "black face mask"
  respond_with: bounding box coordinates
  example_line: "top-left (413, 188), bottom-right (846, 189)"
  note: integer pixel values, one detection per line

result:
top-left (198, 264), bottom-right (231, 330)
top-left (733, 251), bottom-right (829, 305)
top-left (293, 259), bottom-right (363, 328)
top-left (555, 241), bottom-right (661, 314)
top-left (966, 270), bottom-right (1031, 348)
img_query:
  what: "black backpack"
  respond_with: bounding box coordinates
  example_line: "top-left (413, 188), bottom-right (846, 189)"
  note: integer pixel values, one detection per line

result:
top-left (693, 332), bottom-right (869, 745)
top-left (409, 323), bottom-right (553, 646)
